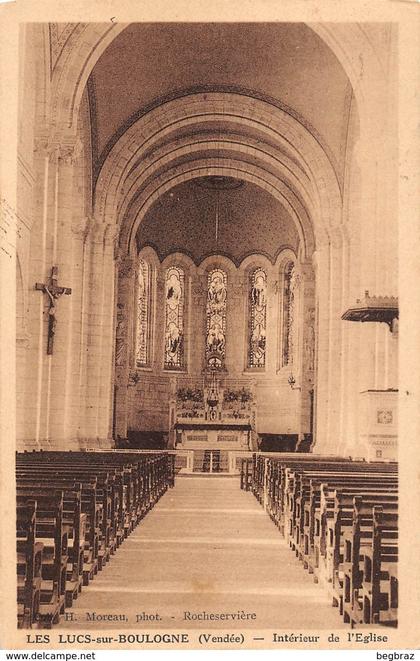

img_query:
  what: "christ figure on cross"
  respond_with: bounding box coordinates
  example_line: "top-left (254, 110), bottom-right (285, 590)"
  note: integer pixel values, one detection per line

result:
top-left (35, 266), bottom-right (72, 354)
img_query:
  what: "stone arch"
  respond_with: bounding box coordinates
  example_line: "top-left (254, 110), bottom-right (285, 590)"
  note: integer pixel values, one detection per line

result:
top-left (47, 22), bottom-right (384, 141)
top-left (94, 93), bottom-right (341, 247)
top-left (119, 160), bottom-right (315, 261)
top-left (160, 252), bottom-right (197, 275)
top-left (198, 254), bottom-right (237, 277)
top-left (113, 130), bottom-right (317, 224)
top-left (238, 254), bottom-right (274, 281)
top-left (276, 248), bottom-right (298, 272)
top-left (137, 245), bottom-right (161, 268)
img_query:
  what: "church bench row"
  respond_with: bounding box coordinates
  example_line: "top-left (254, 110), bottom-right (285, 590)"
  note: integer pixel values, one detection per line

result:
top-left (242, 454), bottom-right (397, 505)
top-left (16, 459), bottom-right (171, 579)
top-left (357, 506), bottom-right (398, 627)
top-left (303, 483), bottom-right (397, 577)
top-left (265, 463), bottom-right (398, 607)
top-left (341, 500), bottom-right (398, 627)
top-left (260, 455), bottom-right (396, 502)
top-left (17, 469), bottom-right (132, 568)
top-left (16, 452), bottom-right (174, 628)
top-left (284, 470), bottom-right (397, 549)
top-left (17, 502), bottom-right (43, 629)
top-left (240, 455), bottom-right (398, 627)
top-left (17, 453), bottom-right (174, 536)
top-left (16, 491), bottom-right (68, 628)
top-left (17, 479), bottom-right (96, 597)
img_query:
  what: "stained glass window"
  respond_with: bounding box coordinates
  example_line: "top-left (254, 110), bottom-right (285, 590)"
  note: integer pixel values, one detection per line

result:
top-left (135, 259), bottom-right (151, 367)
top-left (206, 269), bottom-right (227, 369)
top-left (282, 261), bottom-right (296, 367)
top-left (248, 268), bottom-right (267, 368)
top-left (164, 266), bottom-right (185, 369)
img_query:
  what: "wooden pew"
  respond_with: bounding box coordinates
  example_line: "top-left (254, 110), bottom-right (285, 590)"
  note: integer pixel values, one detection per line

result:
top-left (16, 490), bottom-right (67, 628)
top-left (295, 474), bottom-right (397, 564)
top-left (16, 450), bottom-right (174, 628)
top-left (316, 488), bottom-right (397, 619)
top-left (16, 479), bottom-right (86, 606)
top-left (17, 473), bottom-right (99, 586)
top-left (344, 504), bottom-right (398, 627)
top-left (308, 481), bottom-right (397, 580)
top-left (284, 468), bottom-right (397, 548)
top-left (17, 501), bottom-right (43, 628)
top-left (244, 453), bottom-right (399, 628)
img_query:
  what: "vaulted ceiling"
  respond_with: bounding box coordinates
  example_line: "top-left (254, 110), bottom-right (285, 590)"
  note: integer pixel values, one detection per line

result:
top-left (85, 22), bottom-right (355, 261)
top-left (88, 22), bottom-right (353, 187)
top-left (136, 177), bottom-right (299, 265)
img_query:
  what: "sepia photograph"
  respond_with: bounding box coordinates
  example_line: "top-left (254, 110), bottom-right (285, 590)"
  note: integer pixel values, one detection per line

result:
top-left (0, 0), bottom-right (419, 654)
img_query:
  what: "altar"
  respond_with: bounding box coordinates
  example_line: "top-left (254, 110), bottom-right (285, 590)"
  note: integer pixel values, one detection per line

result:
top-left (169, 373), bottom-right (256, 450)
top-left (175, 423), bottom-right (252, 449)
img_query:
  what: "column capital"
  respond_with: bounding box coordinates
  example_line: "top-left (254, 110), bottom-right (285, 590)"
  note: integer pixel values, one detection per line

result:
top-left (117, 255), bottom-right (135, 279)
top-left (34, 133), bottom-right (82, 165)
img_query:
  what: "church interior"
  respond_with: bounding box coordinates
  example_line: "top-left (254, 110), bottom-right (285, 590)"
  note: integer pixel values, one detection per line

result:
top-left (9, 22), bottom-right (402, 634)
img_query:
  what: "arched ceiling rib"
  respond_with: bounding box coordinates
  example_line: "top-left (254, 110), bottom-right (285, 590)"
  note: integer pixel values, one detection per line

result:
top-left (87, 22), bottom-right (353, 189)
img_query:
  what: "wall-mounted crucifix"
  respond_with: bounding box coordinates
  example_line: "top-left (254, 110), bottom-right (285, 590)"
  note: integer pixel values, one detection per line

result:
top-left (35, 266), bottom-right (72, 354)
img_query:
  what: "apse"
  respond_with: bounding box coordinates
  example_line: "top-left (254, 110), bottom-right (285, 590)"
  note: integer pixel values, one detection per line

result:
top-left (136, 177), bottom-right (300, 266)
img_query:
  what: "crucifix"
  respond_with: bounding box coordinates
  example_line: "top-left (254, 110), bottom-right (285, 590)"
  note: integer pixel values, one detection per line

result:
top-left (35, 266), bottom-right (72, 355)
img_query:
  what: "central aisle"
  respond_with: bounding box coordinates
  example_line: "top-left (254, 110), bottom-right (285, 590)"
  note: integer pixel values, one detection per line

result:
top-left (62, 476), bottom-right (342, 629)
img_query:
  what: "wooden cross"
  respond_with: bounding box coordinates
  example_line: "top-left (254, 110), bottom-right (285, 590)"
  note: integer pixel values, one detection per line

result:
top-left (35, 266), bottom-right (72, 355)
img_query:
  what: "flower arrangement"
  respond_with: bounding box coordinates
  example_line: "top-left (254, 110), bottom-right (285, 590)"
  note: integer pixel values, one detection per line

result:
top-left (239, 387), bottom-right (253, 403)
top-left (176, 387), bottom-right (204, 403)
top-left (223, 388), bottom-right (253, 403)
top-left (223, 389), bottom-right (239, 403)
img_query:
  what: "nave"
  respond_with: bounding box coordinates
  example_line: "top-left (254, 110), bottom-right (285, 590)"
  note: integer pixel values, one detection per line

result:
top-left (17, 451), bottom-right (398, 631)
top-left (60, 476), bottom-right (342, 630)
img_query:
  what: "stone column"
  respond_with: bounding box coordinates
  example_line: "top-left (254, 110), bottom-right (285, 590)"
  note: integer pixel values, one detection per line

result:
top-left (337, 227), bottom-right (352, 454)
top-left (312, 242), bottom-right (330, 451)
top-left (64, 215), bottom-right (92, 444)
top-left (24, 138), bottom-right (53, 446)
top-left (227, 273), bottom-right (246, 375)
top-left (66, 215), bottom-right (93, 446)
top-left (191, 275), bottom-right (206, 377)
top-left (114, 255), bottom-right (135, 439)
top-left (97, 224), bottom-right (118, 444)
top-left (46, 141), bottom-right (82, 446)
top-left (325, 228), bottom-right (344, 450)
top-left (297, 261), bottom-right (316, 441)
top-left (25, 137), bottom-right (82, 448)
top-left (82, 220), bottom-right (117, 445)
top-left (265, 270), bottom-right (278, 377)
